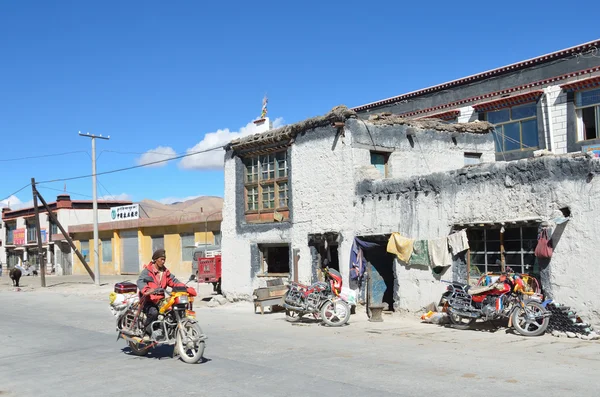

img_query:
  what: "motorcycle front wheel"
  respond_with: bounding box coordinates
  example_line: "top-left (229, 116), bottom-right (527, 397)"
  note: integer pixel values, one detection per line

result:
top-left (176, 320), bottom-right (206, 364)
top-left (320, 300), bottom-right (350, 327)
top-left (511, 300), bottom-right (549, 337)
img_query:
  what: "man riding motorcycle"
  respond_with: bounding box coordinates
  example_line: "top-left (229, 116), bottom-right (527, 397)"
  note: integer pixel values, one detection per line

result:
top-left (137, 249), bottom-right (197, 340)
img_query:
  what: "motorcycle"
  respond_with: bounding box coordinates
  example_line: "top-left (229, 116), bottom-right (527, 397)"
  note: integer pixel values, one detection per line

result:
top-left (441, 272), bottom-right (551, 336)
top-left (109, 275), bottom-right (207, 363)
top-left (282, 267), bottom-right (351, 327)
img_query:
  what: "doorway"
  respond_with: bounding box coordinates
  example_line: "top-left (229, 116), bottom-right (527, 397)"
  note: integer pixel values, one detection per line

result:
top-left (359, 235), bottom-right (396, 312)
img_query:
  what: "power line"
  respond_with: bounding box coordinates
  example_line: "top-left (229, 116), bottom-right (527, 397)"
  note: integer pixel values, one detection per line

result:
top-left (0, 150), bottom-right (88, 162)
top-left (0, 184), bottom-right (32, 204)
top-left (35, 144), bottom-right (224, 185)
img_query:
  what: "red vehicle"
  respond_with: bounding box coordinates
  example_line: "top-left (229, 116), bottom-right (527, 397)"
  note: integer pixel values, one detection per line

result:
top-left (441, 272), bottom-right (551, 336)
top-left (192, 249), bottom-right (221, 294)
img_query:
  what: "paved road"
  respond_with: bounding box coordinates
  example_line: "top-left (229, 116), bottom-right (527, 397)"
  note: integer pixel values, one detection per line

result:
top-left (1, 289), bottom-right (599, 397)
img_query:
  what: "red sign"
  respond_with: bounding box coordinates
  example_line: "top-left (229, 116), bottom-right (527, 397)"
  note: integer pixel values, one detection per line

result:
top-left (13, 228), bottom-right (25, 245)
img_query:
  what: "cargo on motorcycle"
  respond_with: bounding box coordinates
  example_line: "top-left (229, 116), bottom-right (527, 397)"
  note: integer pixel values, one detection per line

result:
top-left (441, 271), bottom-right (551, 336)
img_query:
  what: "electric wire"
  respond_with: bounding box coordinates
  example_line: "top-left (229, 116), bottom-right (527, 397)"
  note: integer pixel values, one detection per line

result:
top-left (0, 150), bottom-right (88, 162)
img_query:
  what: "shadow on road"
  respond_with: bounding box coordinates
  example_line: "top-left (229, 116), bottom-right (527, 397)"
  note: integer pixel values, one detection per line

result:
top-left (121, 346), bottom-right (212, 364)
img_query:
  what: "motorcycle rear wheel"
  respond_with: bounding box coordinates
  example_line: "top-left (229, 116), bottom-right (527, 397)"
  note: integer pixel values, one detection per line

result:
top-left (128, 341), bottom-right (150, 356)
top-left (320, 300), bottom-right (350, 327)
top-left (511, 301), bottom-right (549, 337)
top-left (448, 311), bottom-right (475, 330)
top-left (176, 320), bottom-right (206, 364)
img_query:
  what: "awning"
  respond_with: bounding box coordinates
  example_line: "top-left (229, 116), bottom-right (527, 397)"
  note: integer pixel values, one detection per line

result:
top-left (419, 110), bottom-right (460, 121)
top-left (472, 91), bottom-right (544, 112)
top-left (560, 76), bottom-right (600, 92)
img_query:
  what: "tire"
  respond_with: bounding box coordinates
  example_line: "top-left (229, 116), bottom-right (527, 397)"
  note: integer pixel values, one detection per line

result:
top-left (448, 309), bottom-right (475, 330)
top-left (285, 309), bottom-right (303, 322)
top-left (128, 341), bottom-right (150, 356)
top-left (511, 301), bottom-right (550, 337)
top-left (320, 300), bottom-right (350, 327)
top-left (176, 320), bottom-right (206, 364)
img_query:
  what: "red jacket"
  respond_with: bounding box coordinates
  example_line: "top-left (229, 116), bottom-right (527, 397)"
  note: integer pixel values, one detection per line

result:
top-left (137, 262), bottom-right (187, 304)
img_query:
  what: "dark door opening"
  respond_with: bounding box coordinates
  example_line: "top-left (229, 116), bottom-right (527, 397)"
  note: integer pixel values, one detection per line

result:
top-left (363, 246), bottom-right (396, 312)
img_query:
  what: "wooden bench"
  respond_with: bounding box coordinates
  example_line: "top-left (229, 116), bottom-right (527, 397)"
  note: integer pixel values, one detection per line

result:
top-left (253, 284), bottom-right (288, 314)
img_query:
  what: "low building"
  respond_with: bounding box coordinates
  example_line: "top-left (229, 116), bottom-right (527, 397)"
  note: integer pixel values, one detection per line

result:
top-left (221, 106), bottom-right (495, 299)
top-left (67, 197), bottom-right (223, 277)
top-left (1, 194), bottom-right (132, 275)
top-left (221, 106), bottom-right (600, 325)
top-left (353, 39), bottom-right (600, 161)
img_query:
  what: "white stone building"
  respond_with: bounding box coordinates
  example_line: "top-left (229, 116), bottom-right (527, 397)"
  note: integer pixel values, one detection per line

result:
top-left (1, 194), bottom-right (131, 275)
top-left (220, 107), bottom-right (495, 301)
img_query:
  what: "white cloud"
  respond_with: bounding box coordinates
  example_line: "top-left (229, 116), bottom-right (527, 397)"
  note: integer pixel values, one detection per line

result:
top-left (0, 195), bottom-right (33, 210)
top-left (136, 146), bottom-right (177, 168)
top-left (98, 193), bottom-right (133, 201)
top-left (157, 195), bottom-right (200, 205)
top-left (179, 117), bottom-right (285, 170)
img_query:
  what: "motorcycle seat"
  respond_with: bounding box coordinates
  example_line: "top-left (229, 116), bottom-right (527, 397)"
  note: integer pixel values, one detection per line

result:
top-left (290, 281), bottom-right (309, 290)
top-left (468, 284), bottom-right (498, 296)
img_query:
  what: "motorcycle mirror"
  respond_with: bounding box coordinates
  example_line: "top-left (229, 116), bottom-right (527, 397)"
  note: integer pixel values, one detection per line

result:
top-left (189, 274), bottom-right (196, 282)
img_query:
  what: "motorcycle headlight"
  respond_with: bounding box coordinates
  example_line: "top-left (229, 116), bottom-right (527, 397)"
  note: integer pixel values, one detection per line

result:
top-left (177, 295), bottom-right (189, 305)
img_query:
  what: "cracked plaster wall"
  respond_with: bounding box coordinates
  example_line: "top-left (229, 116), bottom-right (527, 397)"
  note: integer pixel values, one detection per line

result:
top-left (355, 155), bottom-right (600, 324)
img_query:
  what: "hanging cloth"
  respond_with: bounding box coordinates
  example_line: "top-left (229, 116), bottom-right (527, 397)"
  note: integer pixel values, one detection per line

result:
top-left (386, 233), bottom-right (414, 263)
top-left (349, 237), bottom-right (380, 280)
top-left (409, 240), bottom-right (430, 267)
top-left (447, 229), bottom-right (470, 256)
top-left (428, 237), bottom-right (452, 269)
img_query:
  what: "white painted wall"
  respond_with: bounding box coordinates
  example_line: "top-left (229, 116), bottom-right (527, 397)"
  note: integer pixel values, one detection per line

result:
top-left (222, 121), bottom-right (496, 302)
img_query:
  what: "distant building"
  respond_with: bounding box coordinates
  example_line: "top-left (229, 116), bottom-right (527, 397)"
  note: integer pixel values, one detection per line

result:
top-left (353, 39), bottom-right (600, 162)
top-left (67, 197), bottom-right (223, 277)
top-left (1, 194), bottom-right (131, 275)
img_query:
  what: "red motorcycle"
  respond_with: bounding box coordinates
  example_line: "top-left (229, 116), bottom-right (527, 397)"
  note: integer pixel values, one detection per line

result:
top-left (282, 267), bottom-right (350, 327)
top-left (442, 273), bottom-right (551, 336)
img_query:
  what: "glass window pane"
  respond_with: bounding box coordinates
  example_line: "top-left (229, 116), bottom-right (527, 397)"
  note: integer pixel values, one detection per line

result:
top-left (511, 104), bottom-right (536, 120)
top-left (504, 240), bottom-right (521, 252)
top-left (577, 88), bottom-right (600, 107)
top-left (181, 234), bottom-right (195, 261)
top-left (467, 229), bottom-right (484, 241)
top-left (521, 119), bottom-right (539, 149)
top-left (469, 241), bottom-right (485, 252)
top-left (522, 227), bottom-right (538, 240)
top-left (503, 122), bottom-right (521, 151)
top-left (278, 182), bottom-right (288, 207)
top-left (470, 253), bottom-right (485, 265)
top-left (486, 241), bottom-right (501, 252)
top-left (581, 107), bottom-right (598, 140)
top-left (493, 127), bottom-right (503, 152)
top-left (487, 109), bottom-right (510, 124)
top-left (486, 229), bottom-right (501, 240)
top-left (503, 228), bottom-right (520, 240)
top-left (276, 152), bottom-right (288, 178)
top-left (102, 239), bottom-right (112, 262)
top-left (262, 184), bottom-right (275, 209)
top-left (504, 253), bottom-right (522, 265)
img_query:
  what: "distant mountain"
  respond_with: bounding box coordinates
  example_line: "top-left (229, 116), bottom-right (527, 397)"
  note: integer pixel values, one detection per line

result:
top-left (138, 196), bottom-right (223, 221)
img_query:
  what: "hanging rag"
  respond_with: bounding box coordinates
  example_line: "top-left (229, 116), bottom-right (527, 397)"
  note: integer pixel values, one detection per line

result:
top-left (349, 238), bottom-right (381, 280)
top-left (386, 233), bottom-right (414, 263)
top-left (409, 240), bottom-right (430, 267)
top-left (428, 237), bottom-right (452, 269)
top-left (447, 229), bottom-right (470, 256)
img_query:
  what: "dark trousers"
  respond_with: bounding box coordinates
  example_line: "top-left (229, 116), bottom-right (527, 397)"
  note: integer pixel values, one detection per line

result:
top-left (144, 305), bottom-right (159, 334)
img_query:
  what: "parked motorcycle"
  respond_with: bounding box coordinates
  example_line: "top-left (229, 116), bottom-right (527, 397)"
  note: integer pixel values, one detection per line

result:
top-left (441, 273), bottom-right (551, 336)
top-left (282, 267), bottom-right (351, 327)
top-left (109, 275), bottom-right (207, 363)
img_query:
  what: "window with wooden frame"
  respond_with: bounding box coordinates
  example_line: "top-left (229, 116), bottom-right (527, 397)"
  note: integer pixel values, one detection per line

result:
top-left (243, 151), bottom-right (289, 221)
top-left (466, 225), bottom-right (538, 285)
top-left (258, 244), bottom-right (290, 276)
top-left (575, 88), bottom-right (600, 141)
top-left (370, 151), bottom-right (390, 177)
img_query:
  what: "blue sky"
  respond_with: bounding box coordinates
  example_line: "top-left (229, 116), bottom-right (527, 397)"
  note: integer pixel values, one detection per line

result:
top-left (1, 0), bottom-right (599, 208)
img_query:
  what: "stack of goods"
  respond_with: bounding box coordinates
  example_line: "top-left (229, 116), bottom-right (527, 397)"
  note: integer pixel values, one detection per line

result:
top-left (546, 302), bottom-right (599, 340)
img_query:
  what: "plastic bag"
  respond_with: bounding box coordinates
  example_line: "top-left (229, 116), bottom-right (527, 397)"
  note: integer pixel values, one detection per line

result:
top-left (535, 228), bottom-right (553, 259)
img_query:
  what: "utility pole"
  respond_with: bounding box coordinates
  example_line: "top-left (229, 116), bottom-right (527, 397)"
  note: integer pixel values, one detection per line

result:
top-left (79, 131), bottom-right (110, 286)
top-left (31, 178), bottom-right (46, 287)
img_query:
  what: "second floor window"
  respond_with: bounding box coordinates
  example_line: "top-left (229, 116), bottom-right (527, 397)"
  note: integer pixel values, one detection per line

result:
top-left (27, 223), bottom-right (37, 243)
top-left (486, 103), bottom-right (538, 153)
top-left (576, 88), bottom-right (600, 141)
top-left (243, 151), bottom-right (289, 212)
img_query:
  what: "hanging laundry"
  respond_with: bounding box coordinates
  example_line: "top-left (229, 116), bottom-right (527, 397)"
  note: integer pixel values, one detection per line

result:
top-left (447, 229), bottom-right (470, 256)
top-left (386, 232), bottom-right (414, 263)
top-left (349, 238), bottom-right (380, 280)
top-left (428, 237), bottom-right (452, 269)
top-left (409, 240), bottom-right (430, 267)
